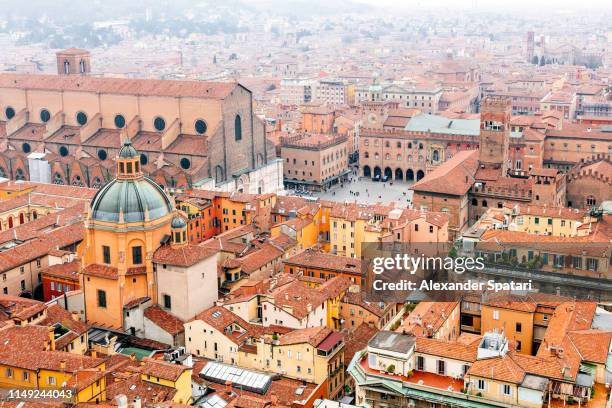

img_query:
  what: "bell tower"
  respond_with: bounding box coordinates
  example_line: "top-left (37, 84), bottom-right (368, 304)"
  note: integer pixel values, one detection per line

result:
top-left (56, 48), bottom-right (91, 75)
top-left (479, 97), bottom-right (511, 176)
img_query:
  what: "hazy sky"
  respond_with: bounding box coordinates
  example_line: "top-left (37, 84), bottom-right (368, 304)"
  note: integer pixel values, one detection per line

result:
top-left (353, 0), bottom-right (611, 12)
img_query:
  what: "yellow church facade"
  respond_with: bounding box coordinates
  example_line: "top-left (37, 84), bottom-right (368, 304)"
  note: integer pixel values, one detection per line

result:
top-left (82, 140), bottom-right (173, 329)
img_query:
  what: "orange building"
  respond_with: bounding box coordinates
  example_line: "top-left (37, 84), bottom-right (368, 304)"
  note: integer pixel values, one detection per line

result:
top-left (81, 140), bottom-right (174, 329)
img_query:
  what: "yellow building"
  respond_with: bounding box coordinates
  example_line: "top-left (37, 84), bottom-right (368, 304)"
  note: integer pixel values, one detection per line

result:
top-left (82, 140), bottom-right (174, 329)
top-left (0, 324), bottom-right (106, 403)
top-left (138, 358), bottom-right (192, 404)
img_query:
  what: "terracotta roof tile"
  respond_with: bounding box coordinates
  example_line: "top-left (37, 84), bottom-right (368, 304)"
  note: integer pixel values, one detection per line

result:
top-left (144, 305), bottom-right (184, 336)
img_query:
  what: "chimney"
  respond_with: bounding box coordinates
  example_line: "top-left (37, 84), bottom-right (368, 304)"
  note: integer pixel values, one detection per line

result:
top-left (91, 350), bottom-right (97, 359)
top-left (60, 360), bottom-right (66, 370)
top-left (71, 311), bottom-right (80, 321)
top-left (307, 304), bottom-right (312, 313)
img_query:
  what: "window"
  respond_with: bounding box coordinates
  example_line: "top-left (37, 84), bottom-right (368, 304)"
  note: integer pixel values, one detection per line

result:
top-left (97, 149), bottom-right (108, 160)
top-left (103, 245), bottom-right (111, 264)
top-left (502, 384), bottom-right (512, 396)
top-left (132, 246), bottom-right (143, 265)
top-left (5, 106), bottom-right (15, 120)
top-left (97, 290), bottom-right (107, 308)
top-left (586, 196), bottom-right (596, 207)
top-left (40, 109), bottom-right (51, 123)
top-left (114, 114), bottom-right (126, 128)
top-left (163, 294), bottom-right (172, 309)
top-left (154, 116), bottom-right (166, 131)
top-left (493, 310), bottom-right (499, 320)
top-left (477, 379), bottom-right (486, 390)
top-left (417, 356), bottom-right (424, 371)
top-left (180, 158), bottom-right (191, 170)
top-left (47, 376), bottom-right (56, 385)
top-left (5, 368), bottom-right (12, 378)
top-left (140, 154), bottom-right (148, 165)
top-left (22, 371), bottom-right (29, 381)
top-left (195, 119), bottom-right (207, 134)
top-left (22, 143), bottom-right (31, 153)
top-left (59, 146), bottom-right (69, 157)
top-left (515, 322), bottom-right (522, 333)
top-left (437, 360), bottom-right (445, 375)
top-left (234, 115), bottom-right (242, 141)
top-left (516, 340), bottom-right (522, 351)
top-left (587, 258), bottom-right (598, 271)
top-left (76, 111), bottom-right (88, 126)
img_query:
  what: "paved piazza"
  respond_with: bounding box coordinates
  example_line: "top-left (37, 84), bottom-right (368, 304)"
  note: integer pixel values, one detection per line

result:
top-left (311, 174), bottom-right (414, 207)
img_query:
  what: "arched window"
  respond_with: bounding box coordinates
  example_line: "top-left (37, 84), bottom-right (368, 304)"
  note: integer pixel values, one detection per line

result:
top-left (15, 169), bottom-right (25, 181)
top-left (140, 154), bottom-right (148, 165)
top-left (234, 115), bottom-right (242, 141)
top-left (8, 216), bottom-right (13, 229)
top-left (482, 200), bottom-right (488, 207)
top-left (64, 60), bottom-right (70, 74)
top-left (19, 213), bottom-right (25, 224)
top-left (79, 59), bottom-right (85, 73)
top-left (472, 198), bottom-right (478, 206)
top-left (54, 173), bottom-right (64, 185)
top-left (432, 150), bottom-right (440, 162)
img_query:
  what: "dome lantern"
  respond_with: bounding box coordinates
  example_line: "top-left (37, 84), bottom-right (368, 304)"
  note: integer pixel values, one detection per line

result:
top-left (117, 139), bottom-right (142, 180)
top-left (90, 140), bottom-right (172, 225)
top-left (171, 213), bottom-right (188, 247)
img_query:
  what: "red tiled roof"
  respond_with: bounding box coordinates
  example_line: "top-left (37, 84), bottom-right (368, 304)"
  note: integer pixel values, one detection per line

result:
top-left (153, 243), bottom-right (218, 267)
top-left (0, 73), bottom-right (239, 99)
top-left (415, 335), bottom-right (480, 362)
top-left (40, 260), bottom-right (80, 282)
top-left (81, 264), bottom-right (118, 279)
top-left (568, 330), bottom-right (612, 364)
top-left (144, 305), bottom-right (184, 336)
top-left (411, 150), bottom-right (479, 196)
top-left (138, 357), bottom-right (189, 382)
top-left (284, 250), bottom-right (362, 275)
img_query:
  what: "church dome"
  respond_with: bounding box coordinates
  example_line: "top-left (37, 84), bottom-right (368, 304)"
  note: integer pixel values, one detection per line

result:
top-left (171, 215), bottom-right (187, 229)
top-left (90, 177), bottom-right (172, 223)
top-left (119, 140), bottom-right (138, 158)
